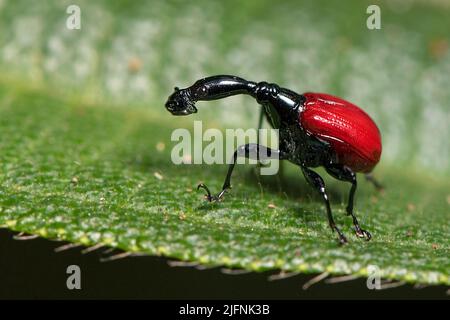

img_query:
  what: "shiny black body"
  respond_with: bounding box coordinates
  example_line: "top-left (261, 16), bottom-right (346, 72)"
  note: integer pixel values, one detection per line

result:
top-left (165, 75), bottom-right (380, 244)
top-left (167, 76), bottom-right (331, 168)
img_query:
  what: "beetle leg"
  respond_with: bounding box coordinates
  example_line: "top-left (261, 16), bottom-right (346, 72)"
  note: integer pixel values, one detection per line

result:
top-left (256, 107), bottom-right (267, 167)
top-left (300, 166), bottom-right (348, 245)
top-left (325, 164), bottom-right (372, 241)
top-left (257, 107), bottom-right (264, 144)
top-left (364, 173), bottom-right (384, 191)
top-left (255, 106), bottom-right (286, 187)
top-left (198, 143), bottom-right (285, 202)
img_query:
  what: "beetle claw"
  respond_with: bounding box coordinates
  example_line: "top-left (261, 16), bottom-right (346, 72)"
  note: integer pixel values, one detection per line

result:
top-left (355, 228), bottom-right (372, 241)
top-left (197, 183), bottom-right (213, 201)
top-left (338, 234), bottom-right (348, 245)
top-left (197, 183), bottom-right (225, 202)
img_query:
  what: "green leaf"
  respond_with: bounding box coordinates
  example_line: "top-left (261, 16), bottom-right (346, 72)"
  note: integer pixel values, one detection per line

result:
top-left (0, 0), bottom-right (449, 286)
top-left (0, 85), bottom-right (448, 285)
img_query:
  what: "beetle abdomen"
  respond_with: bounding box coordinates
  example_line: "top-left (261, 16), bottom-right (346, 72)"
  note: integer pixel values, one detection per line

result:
top-left (300, 93), bottom-right (382, 173)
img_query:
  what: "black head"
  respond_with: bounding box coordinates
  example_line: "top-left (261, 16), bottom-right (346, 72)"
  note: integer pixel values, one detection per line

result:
top-left (165, 87), bottom-right (198, 116)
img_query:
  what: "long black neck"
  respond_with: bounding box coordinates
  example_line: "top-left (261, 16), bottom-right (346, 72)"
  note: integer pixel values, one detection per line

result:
top-left (187, 75), bottom-right (303, 124)
top-left (189, 75), bottom-right (256, 100)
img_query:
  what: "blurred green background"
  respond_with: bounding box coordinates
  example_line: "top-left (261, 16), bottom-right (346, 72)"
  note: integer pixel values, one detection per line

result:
top-left (1, 0), bottom-right (449, 173)
top-left (0, 0), bottom-right (449, 290)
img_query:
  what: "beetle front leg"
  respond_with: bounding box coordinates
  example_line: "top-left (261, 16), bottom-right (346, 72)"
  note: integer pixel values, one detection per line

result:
top-left (257, 107), bottom-right (265, 140)
top-left (325, 164), bottom-right (372, 241)
top-left (301, 166), bottom-right (348, 245)
top-left (256, 107), bottom-right (265, 165)
top-left (198, 143), bottom-right (285, 202)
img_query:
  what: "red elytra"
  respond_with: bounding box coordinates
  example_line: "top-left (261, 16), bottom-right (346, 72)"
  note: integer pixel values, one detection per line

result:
top-left (300, 93), bottom-right (382, 173)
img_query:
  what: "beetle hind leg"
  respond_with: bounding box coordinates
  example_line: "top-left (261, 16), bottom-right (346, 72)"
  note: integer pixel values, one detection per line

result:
top-left (365, 173), bottom-right (384, 191)
top-left (325, 164), bottom-right (372, 241)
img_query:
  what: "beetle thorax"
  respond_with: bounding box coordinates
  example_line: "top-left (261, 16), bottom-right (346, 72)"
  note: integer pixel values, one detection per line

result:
top-left (279, 123), bottom-right (332, 168)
